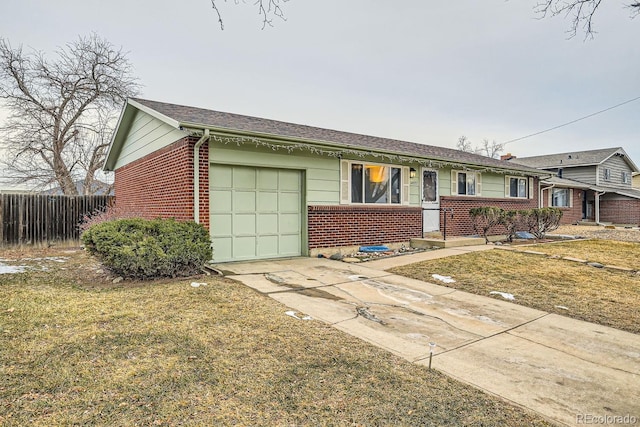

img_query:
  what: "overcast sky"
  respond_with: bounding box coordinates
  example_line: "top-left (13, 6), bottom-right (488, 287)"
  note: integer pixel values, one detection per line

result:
top-left (1, 0), bottom-right (639, 189)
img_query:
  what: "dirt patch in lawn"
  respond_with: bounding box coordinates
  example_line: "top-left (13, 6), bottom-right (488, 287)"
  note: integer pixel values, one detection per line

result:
top-left (390, 249), bottom-right (640, 334)
top-left (0, 248), bottom-right (551, 426)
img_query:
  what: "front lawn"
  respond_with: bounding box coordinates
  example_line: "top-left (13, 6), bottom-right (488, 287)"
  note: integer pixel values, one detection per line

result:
top-left (390, 245), bottom-right (640, 334)
top-left (522, 239), bottom-right (640, 270)
top-left (0, 249), bottom-right (551, 426)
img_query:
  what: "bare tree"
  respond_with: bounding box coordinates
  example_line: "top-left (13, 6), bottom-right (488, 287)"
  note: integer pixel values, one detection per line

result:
top-left (0, 34), bottom-right (140, 195)
top-left (456, 135), bottom-right (504, 159)
top-left (456, 135), bottom-right (474, 152)
top-left (536, 0), bottom-right (640, 38)
top-left (210, 0), bottom-right (289, 30)
top-left (477, 138), bottom-right (504, 159)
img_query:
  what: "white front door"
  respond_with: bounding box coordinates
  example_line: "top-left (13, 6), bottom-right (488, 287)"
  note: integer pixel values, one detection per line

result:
top-left (421, 169), bottom-right (439, 233)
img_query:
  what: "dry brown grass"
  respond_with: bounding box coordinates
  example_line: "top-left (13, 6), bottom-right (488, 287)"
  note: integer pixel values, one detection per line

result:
top-left (0, 248), bottom-right (551, 426)
top-left (390, 249), bottom-right (640, 334)
top-left (521, 239), bottom-right (640, 270)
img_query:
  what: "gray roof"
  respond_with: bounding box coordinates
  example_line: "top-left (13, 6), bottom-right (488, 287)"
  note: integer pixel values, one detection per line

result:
top-left (129, 98), bottom-right (544, 175)
top-left (541, 176), bottom-right (640, 200)
top-left (512, 147), bottom-right (629, 169)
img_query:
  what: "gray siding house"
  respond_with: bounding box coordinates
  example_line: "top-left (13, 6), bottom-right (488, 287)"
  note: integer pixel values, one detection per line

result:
top-left (512, 147), bottom-right (640, 225)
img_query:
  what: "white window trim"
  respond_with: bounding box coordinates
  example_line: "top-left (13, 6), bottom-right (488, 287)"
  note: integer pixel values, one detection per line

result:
top-left (604, 168), bottom-right (611, 181)
top-left (622, 171), bottom-right (631, 184)
top-left (504, 175), bottom-right (533, 199)
top-left (340, 159), bottom-right (409, 205)
top-left (549, 187), bottom-right (573, 208)
top-left (450, 170), bottom-right (482, 196)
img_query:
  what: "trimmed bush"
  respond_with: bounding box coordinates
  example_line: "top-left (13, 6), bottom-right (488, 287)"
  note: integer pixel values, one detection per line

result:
top-left (469, 207), bottom-right (564, 243)
top-left (469, 207), bottom-right (505, 244)
top-left (528, 207), bottom-right (563, 238)
top-left (82, 218), bottom-right (212, 279)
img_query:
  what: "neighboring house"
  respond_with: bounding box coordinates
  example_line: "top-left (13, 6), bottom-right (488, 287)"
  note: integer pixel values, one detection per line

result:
top-left (512, 147), bottom-right (640, 225)
top-left (104, 98), bottom-right (545, 262)
top-left (43, 179), bottom-right (114, 196)
top-left (633, 172), bottom-right (640, 189)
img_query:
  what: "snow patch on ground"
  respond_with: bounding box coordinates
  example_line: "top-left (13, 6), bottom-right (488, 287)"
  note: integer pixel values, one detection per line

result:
top-left (285, 310), bottom-right (312, 320)
top-left (0, 263), bottom-right (27, 274)
top-left (432, 274), bottom-right (455, 284)
top-left (489, 291), bottom-right (515, 301)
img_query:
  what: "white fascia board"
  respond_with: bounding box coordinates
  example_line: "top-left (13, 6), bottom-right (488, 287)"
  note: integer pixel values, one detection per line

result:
top-left (129, 98), bottom-right (181, 129)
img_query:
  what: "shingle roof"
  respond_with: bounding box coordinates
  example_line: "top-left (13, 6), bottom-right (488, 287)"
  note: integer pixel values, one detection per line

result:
top-left (511, 147), bottom-right (624, 169)
top-left (541, 176), bottom-right (640, 200)
top-left (130, 98), bottom-right (543, 175)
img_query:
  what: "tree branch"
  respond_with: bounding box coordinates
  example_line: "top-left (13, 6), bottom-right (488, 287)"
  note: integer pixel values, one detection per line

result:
top-left (209, 0), bottom-right (289, 30)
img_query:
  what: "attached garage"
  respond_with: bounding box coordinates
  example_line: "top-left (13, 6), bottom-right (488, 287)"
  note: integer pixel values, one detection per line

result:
top-left (210, 164), bottom-right (303, 262)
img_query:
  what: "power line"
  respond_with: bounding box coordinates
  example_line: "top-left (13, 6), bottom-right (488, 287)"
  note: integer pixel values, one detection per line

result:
top-left (502, 95), bottom-right (640, 146)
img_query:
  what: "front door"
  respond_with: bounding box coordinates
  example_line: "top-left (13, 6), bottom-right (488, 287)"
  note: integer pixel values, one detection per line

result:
top-left (421, 169), bottom-right (439, 233)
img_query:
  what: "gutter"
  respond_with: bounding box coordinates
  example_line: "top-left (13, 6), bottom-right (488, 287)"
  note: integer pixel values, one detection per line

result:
top-left (193, 129), bottom-right (210, 224)
top-left (539, 183), bottom-right (555, 208)
top-left (181, 123), bottom-right (543, 177)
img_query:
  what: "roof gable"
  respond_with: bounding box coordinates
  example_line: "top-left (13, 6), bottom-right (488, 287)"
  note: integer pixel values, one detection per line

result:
top-left (513, 147), bottom-right (639, 173)
top-left (106, 98), bottom-right (544, 175)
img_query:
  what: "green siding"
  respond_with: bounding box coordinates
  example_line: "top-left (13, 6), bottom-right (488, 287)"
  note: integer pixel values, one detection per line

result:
top-left (211, 143), bottom-right (340, 204)
top-left (482, 173), bottom-right (508, 197)
top-left (115, 110), bottom-right (187, 169)
top-left (440, 167), bottom-right (513, 198)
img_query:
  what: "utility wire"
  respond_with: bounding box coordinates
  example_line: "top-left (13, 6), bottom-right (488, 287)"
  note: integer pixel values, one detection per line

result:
top-left (502, 95), bottom-right (640, 146)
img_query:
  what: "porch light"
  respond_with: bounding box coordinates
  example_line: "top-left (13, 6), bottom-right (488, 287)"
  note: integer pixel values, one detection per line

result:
top-left (410, 168), bottom-right (416, 179)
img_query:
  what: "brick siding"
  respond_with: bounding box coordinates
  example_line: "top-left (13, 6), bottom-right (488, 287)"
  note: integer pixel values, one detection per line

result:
top-left (540, 188), bottom-right (583, 225)
top-left (439, 196), bottom-right (538, 237)
top-left (599, 199), bottom-right (640, 224)
top-left (307, 205), bottom-right (422, 249)
top-left (114, 136), bottom-right (210, 229)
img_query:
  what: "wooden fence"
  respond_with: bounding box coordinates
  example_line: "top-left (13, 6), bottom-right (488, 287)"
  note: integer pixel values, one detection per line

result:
top-left (0, 194), bottom-right (114, 246)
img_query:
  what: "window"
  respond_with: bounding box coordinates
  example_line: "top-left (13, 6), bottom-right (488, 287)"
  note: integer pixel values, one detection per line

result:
top-left (507, 177), bottom-right (528, 198)
top-left (551, 188), bottom-right (572, 207)
top-left (341, 161), bottom-right (408, 205)
top-left (604, 168), bottom-right (611, 181)
top-left (622, 171), bottom-right (631, 184)
top-left (451, 170), bottom-right (481, 196)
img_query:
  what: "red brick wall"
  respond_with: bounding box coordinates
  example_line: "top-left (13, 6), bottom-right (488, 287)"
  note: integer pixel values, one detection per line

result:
top-left (439, 196), bottom-right (538, 237)
top-left (114, 136), bottom-right (210, 229)
top-left (540, 188), bottom-right (583, 225)
top-left (600, 199), bottom-right (640, 224)
top-left (307, 205), bottom-right (422, 249)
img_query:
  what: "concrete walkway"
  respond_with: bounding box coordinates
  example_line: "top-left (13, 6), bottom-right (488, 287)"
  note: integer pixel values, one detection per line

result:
top-left (216, 249), bottom-right (640, 427)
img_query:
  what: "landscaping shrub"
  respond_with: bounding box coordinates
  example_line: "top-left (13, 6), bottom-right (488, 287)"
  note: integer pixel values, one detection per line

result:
top-left (470, 207), bottom-right (505, 244)
top-left (469, 207), bottom-right (564, 242)
top-left (82, 218), bottom-right (212, 279)
top-left (503, 209), bottom-right (531, 242)
top-left (527, 207), bottom-right (563, 238)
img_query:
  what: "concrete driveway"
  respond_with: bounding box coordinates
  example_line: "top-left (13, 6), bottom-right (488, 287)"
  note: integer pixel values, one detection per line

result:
top-left (216, 250), bottom-right (640, 427)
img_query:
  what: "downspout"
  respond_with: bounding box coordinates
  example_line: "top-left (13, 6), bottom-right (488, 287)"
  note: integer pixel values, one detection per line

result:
top-left (539, 184), bottom-right (554, 208)
top-left (594, 191), bottom-right (606, 225)
top-left (193, 129), bottom-right (210, 224)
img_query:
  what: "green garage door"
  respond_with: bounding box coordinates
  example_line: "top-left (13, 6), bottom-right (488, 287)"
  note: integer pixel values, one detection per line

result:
top-left (210, 165), bottom-right (302, 262)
